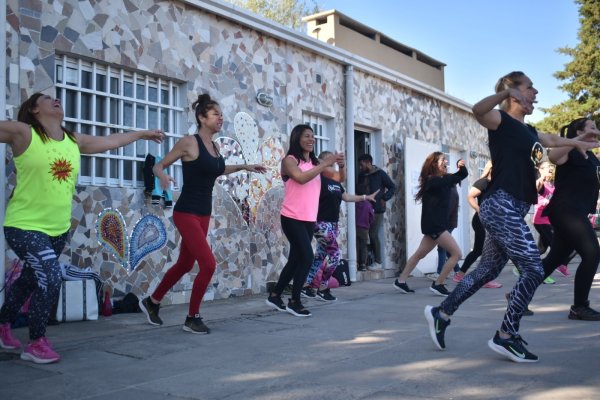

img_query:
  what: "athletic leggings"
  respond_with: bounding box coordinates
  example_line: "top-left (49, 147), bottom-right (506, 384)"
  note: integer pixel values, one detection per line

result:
top-left (440, 190), bottom-right (545, 336)
top-left (543, 208), bottom-right (600, 307)
top-left (0, 227), bottom-right (68, 340)
top-left (459, 213), bottom-right (486, 274)
top-left (152, 211), bottom-right (216, 316)
top-left (274, 215), bottom-right (315, 302)
top-left (306, 221), bottom-right (340, 289)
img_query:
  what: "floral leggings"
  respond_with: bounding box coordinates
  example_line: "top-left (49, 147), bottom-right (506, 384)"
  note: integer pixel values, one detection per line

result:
top-left (306, 221), bottom-right (340, 289)
top-left (440, 190), bottom-right (545, 336)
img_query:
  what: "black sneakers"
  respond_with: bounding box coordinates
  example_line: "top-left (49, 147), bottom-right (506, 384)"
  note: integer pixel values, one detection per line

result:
top-left (504, 293), bottom-right (534, 316)
top-left (488, 331), bottom-right (538, 363)
top-left (266, 295), bottom-right (286, 311)
top-left (139, 297), bottom-right (163, 326)
top-left (301, 286), bottom-right (317, 298)
top-left (393, 279), bottom-right (415, 293)
top-left (424, 305), bottom-right (450, 350)
top-left (430, 283), bottom-right (450, 297)
top-left (286, 299), bottom-right (311, 317)
top-left (568, 301), bottom-right (600, 321)
top-left (316, 288), bottom-right (336, 302)
top-left (183, 314), bottom-right (210, 334)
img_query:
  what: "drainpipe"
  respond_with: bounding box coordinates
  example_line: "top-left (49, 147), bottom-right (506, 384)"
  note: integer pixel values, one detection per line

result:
top-left (344, 65), bottom-right (357, 281)
top-left (0, 0), bottom-right (7, 306)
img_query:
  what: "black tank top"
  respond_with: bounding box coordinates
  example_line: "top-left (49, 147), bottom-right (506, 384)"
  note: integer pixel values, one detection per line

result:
top-left (174, 135), bottom-right (225, 216)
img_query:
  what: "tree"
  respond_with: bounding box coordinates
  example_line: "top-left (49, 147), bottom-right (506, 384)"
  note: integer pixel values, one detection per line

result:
top-left (226, 0), bottom-right (321, 30)
top-left (535, 0), bottom-right (600, 133)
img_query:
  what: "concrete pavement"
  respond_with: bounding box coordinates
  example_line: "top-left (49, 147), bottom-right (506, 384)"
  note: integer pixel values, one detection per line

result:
top-left (1, 261), bottom-right (599, 400)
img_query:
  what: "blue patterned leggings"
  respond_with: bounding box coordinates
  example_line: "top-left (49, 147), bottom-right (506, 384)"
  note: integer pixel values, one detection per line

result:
top-left (306, 221), bottom-right (340, 288)
top-left (440, 190), bottom-right (545, 336)
top-left (0, 227), bottom-right (68, 340)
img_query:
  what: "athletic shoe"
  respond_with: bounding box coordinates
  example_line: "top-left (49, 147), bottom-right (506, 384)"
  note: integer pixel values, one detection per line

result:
top-left (357, 265), bottom-right (367, 271)
top-left (20, 337), bottom-right (60, 364)
top-left (393, 280), bottom-right (414, 293)
top-left (183, 314), bottom-right (210, 334)
top-left (424, 305), bottom-right (450, 350)
top-left (139, 297), bottom-right (163, 326)
top-left (301, 286), bottom-right (316, 298)
top-left (504, 293), bottom-right (534, 316)
top-left (426, 273), bottom-right (440, 281)
top-left (265, 295), bottom-right (286, 311)
top-left (512, 266), bottom-right (520, 277)
top-left (430, 283), bottom-right (450, 297)
top-left (368, 262), bottom-right (383, 271)
top-left (316, 288), bottom-right (336, 302)
top-left (0, 323), bottom-right (22, 350)
top-left (452, 272), bottom-right (464, 283)
top-left (556, 265), bottom-right (570, 277)
top-left (543, 276), bottom-right (556, 284)
top-left (487, 331), bottom-right (538, 363)
top-left (286, 299), bottom-right (311, 317)
top-left (568, 302), bottom-right (600, 321)
top-left (482, 280), bottom-right (502, 289)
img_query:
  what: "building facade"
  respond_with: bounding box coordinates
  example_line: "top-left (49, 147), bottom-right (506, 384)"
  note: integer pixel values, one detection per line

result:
top-left (3, 0), bottom-right (488, 305)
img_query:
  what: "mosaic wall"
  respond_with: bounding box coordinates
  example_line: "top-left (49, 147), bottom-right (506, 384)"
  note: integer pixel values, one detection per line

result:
top-left (4, 0), bottom-right (487, 303)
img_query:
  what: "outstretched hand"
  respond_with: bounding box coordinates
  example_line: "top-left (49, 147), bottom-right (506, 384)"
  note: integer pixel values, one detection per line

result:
top-left (141, 129), bottom-right (165, 143)
top-left (574, 141), bottom-right (599, 158)
top-left (246, 164), bottom-right (268, 173)
top-left (159, 174), bottom-right (176, 190)
top-left (366, 189), bottom-right (380, 203)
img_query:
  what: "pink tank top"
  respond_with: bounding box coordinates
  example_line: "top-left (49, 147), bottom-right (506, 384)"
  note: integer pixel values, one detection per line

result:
top-left (280, 156), bottom-right (321, 222)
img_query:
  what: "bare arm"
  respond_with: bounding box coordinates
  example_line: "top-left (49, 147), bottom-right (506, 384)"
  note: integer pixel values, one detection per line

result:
top-left (223, 164), bottom-right (267, 175)
top-left (152, 136), bottom-right (190, 190)
top-left (76, 129), bottom-right (164, 154)
top-left (471, 90), bottom-right (514, 130)
top-left (0, 121), bottom-right (31, 156)
top-left (281, 153), bottom-right (343, 184)
top-left (342, 189), bottom-right (379, 203)
top-left (467, 187), bottom-right (482, 213)
top-left (538, 132), bottom-right (598, 158)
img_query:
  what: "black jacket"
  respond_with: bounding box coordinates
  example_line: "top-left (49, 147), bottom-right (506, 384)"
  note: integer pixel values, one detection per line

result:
top-left (359, 166), bottom-right (396, 214)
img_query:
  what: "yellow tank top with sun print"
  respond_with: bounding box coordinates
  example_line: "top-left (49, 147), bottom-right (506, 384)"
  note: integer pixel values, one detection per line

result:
top-left (4, 127), bottom-right (80, 236)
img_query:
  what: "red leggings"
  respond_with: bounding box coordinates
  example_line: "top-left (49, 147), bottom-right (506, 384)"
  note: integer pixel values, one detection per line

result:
top-left (152, 211), bottom-right (216, 316)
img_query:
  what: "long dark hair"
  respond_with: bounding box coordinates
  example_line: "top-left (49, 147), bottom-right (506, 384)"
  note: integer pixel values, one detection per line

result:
top-left (191, 93), bottom-right (220, 129)
top-left (560, 117), bottom-right (590, 139)
top-left (415, 151), bottom-right (444, 202)
top-left (286, 124), bottom-right (318, 165)
top-left (17, 92), bottom-right (76, 143)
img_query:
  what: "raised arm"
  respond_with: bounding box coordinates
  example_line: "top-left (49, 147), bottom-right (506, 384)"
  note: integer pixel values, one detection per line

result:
top-left (76, 129), bottom-right (163, 154)
top-left (0, 121), bottom-right (32, 156)
top-left (538, 132), bottom-right (598, 159)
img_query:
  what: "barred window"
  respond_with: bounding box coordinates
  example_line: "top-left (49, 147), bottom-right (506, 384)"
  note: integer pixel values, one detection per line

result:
top-left (55, 55), bottom-right (184, 189)
top-left (303, 113), bottom-right (332, 156)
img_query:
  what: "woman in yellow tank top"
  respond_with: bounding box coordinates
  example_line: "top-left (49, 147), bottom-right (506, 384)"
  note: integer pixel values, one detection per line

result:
top-left (0, 92), bottom-right (163, 364)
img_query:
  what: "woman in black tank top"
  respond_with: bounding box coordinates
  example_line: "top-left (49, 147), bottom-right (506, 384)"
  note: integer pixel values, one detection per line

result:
top-left (138, 94), bottom-right (265, 334)
top-left (425, 72), bottom-right (598, 363)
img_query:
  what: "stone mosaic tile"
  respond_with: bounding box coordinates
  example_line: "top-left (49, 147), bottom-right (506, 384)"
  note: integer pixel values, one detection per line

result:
top-left (4, 0), bottom-right (487, 305)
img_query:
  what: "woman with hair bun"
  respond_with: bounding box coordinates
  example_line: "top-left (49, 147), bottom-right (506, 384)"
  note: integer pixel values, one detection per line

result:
top-left (425, 71), bottom-right (598, 363)
top-left (542, 117), bottom-right (600, 321)
top-left (139, 94), bottom-right (266, 334)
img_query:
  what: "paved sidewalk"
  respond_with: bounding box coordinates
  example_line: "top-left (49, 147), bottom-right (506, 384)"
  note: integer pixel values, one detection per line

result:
top-left (1, 263), bottom-right (599, 400)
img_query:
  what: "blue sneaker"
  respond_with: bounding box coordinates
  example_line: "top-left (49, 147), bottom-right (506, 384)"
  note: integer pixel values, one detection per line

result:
top-left (424, 305), bottom-right (450, 350)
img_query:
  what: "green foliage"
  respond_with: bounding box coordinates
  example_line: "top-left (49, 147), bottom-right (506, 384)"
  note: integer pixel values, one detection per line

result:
top-left (227, 0), bottom-right (321, 30)
top-left (535, 0), bottom-right (600, 133)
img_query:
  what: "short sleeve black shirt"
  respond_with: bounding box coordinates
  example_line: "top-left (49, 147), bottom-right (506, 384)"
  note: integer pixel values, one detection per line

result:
top-left (317, 176), bottom-right (345, 222)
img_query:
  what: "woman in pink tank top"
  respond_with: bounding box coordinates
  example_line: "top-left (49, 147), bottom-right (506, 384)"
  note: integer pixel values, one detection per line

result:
top-left (265, 124), bottom-right (343, 317)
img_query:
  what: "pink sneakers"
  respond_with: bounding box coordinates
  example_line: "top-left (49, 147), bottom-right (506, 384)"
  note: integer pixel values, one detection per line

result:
top-left (452, 272), bottom-right (464, 283)
top-left (482, 280), bottom-right (503, 289)
top-left (556, 265), bottom-right (570, 277)
top-left (20, 337), bottom-right (60, 364)
top-left (0, 323), bottom-right (22, 349)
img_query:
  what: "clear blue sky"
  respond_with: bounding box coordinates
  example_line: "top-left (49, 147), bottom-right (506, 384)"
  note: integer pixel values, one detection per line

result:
top-left (319, 0), bottom-right (580, 123)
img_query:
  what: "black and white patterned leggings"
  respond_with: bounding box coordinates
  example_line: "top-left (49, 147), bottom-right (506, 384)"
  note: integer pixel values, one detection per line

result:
top-left (0, 227), bottom-right (68, 340)
top-left (440, 190), bottom-right (544, 336)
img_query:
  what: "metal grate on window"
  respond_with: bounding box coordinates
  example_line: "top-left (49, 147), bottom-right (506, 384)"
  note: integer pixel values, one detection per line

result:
top-left (55, 55), bottom-right (184, 189)
top-left (303, 114), bottom-right (330, 156)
